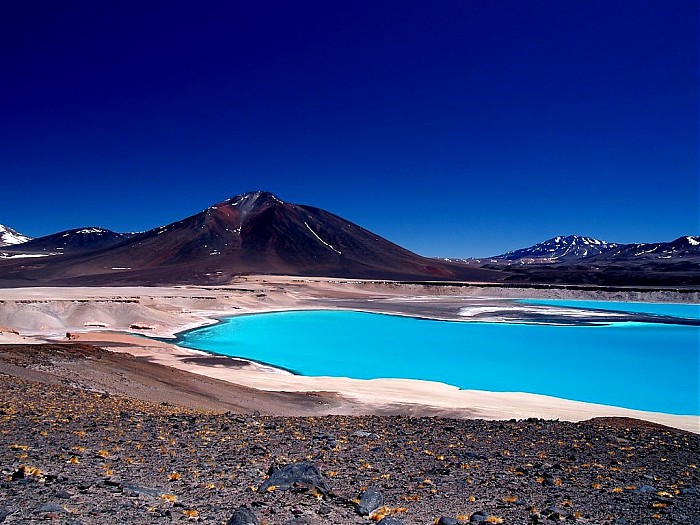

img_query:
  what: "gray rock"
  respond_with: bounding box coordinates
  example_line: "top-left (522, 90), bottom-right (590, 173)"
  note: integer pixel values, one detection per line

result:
top-left (357, 486), bottom-right (384, 516)
top-left (283, 517), bottom-right (316, 525)
top-left (542, 506), bottom-right (567, 520)
top-left (228, 506), bottom-right (260, 525)
top-left (35, 503), bottom-right (67, 515)
top-left (376, 518), bottom-right (406, 525)
top-left (259, 461), bottom-right (329, 495)
top-left (470, 511), bottom-right (488, 523)
top-left (121, 483), bottom-right (164, 498)
top-left (633, 485), bottom-right (657, 494)
top-left (438, 517), bottom-right (459, 525)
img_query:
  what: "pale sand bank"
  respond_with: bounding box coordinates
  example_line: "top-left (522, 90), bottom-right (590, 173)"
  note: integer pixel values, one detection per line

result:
top-left (0, 279), bottom-right (698, 433)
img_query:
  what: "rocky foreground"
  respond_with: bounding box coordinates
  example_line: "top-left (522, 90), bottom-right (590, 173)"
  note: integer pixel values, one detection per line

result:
top-left (1, 349), bottom-right (699, 525)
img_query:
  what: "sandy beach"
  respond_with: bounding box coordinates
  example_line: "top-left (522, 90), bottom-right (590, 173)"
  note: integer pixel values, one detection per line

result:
top-left (0, 277), bottom-right (698, 433)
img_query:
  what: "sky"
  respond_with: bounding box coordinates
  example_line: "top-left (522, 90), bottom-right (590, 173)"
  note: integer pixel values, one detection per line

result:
top-left (0, 0), bottom-right (697, 258)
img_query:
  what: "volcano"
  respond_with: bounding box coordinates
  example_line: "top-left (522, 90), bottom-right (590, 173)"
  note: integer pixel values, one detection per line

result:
top-left (0, 191), bottom-right (498, 286)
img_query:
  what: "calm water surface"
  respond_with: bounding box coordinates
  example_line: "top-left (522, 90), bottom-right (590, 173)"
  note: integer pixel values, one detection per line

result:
top-left (520, 299), bottom-right (700, 320)
top-left (178, 303), bottom-right (700, 416)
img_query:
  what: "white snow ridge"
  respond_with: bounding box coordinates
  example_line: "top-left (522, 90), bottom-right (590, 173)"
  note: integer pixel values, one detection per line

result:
top-left (0, 224), bottom-right (32, 247)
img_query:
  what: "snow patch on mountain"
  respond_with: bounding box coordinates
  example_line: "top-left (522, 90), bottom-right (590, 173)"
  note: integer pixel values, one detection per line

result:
top-left (0, 225), bottom-right (32, 247)
top-left (494, 235), bottom-right (620, 262)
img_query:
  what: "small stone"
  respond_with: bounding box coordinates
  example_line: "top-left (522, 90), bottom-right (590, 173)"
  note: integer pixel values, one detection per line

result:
top-left (542, 506), bottom-right (566, 520)
top-left (283, 517), bottom-right (316, 525)
top-left (259, 462), bottom-right (329, 496)
top-left (470, 511), bottom-right (488, 523)
top-left (228, 506), bottom-right (260, 525)
top-left (357, 486), bottom-right (384, 516)
top-left (438, 517), bottom-right (459, 525)
top-left (377, 518), bottom-right (406, 525)
top-left (36, 503), bottom-right (66, 515)
top-left (632, 485), bottom-right (657, 494)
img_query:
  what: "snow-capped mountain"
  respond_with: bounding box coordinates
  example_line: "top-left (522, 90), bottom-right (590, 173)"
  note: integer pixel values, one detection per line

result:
top-left (0, 224), bottom-right (32, 247)
top-left (591, 236), bottom-right (700, 261)
top-left (4, 227), bottom-right (134, 253)
top-left (494, 235), bottom-right (621, 262)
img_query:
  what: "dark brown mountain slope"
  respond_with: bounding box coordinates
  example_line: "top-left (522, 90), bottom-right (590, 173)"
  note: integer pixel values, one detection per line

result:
top-left (0, 191), bottom-right (499, 286)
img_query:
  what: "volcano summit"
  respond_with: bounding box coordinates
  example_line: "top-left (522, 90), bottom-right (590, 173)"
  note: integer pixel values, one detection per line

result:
top-left (0, 191), bottom-right (496, 286)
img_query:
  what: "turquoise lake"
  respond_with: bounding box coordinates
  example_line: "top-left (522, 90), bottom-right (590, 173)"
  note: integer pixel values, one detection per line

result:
top-left (177, 302), bottom-right (700, 416)
top-left (520, 299), bottom-right (700, 320)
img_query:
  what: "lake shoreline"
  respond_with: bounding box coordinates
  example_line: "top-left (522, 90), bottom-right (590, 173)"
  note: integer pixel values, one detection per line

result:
top-left (0, 277), bottom-right (698, 433)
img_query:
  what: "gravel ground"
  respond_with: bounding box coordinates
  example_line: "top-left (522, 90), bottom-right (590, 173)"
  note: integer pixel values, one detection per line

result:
top-left (1, 372), bottom-right (699, 525)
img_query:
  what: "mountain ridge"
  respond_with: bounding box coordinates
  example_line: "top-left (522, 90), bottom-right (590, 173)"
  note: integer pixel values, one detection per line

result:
top-left (488, 234), bottom-right (699, 264)
top-left (1, 193), bottom-right (697, 287)
top-left (0, 191), bottom-right (497, 285)
top-left (0, 224), bottom-right (32, 247)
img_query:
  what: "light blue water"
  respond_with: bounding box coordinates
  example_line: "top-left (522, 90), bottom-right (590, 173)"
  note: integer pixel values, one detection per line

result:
top-left (520, 299), bottom-right (700, 320)
top-left (178, 308), bottom-right (700, 416)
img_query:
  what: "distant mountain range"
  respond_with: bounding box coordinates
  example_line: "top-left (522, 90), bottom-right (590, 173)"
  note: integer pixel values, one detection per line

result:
top-left (493, 235), bottom-right (621, 262)
top-left (3, 227), bottom-right (134, 253)
top-left (490, 234), bottom-right (700, 264)
top-left (1, 193), bottom-right (698, 287)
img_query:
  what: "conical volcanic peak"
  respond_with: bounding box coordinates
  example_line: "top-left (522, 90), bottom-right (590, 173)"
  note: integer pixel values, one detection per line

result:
top-left (217, 191), bottom-right (284, 212)
top-left (0, 192), bottom-right (499, 285)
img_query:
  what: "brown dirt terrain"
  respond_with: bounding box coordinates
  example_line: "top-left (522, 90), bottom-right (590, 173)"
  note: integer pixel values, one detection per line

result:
top-left (1, 344), bottom-right (699, 525)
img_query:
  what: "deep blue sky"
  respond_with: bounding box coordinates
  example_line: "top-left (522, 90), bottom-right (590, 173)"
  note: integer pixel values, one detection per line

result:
top-left (1, 1), bottom-right (697, 257)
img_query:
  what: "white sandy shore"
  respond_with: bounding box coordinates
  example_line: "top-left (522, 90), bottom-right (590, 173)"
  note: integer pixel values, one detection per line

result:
top-left (0, 279), bottom-right (698, 433)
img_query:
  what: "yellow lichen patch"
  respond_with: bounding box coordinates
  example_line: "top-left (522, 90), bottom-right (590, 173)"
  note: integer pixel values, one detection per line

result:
top-left (67, 456), bottom-right (80, 464)
top-left (651, 502), bottom-right (668, 509)
top-left (168, 472), bottom-right (182, 481)
top-left (485, 516), bottom-right (504, 524)
top-left (657, 491), bottom-right (673, 498)
top-left (468, 495), bottom-right (476, 502)
top-left (160, 493), bottom-right (177, 503)
top-left (370, 506), bottom-right (408, 522)
top-left (400, 495), bottom-right (420, 502)
top-left (265, 485), bottom-right (278, 492)
top-left (592, 482), bottom-right (601, 489)
top-left (182, 509), bottom-right (199, 518)
top-left (24, 466), bottom-right (42, 477)
top-left (611, 487), bottom-right (623, 493)
top-left (502, 496), bottom-right (518, 503)
top-left (96, 449), bottom-right (109, 458)
top-left (10, 444), bottom-right (28, 451)
top-left (457, 515), bottom-right (470, 522)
